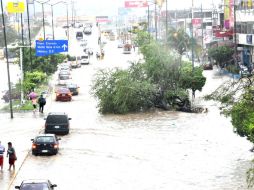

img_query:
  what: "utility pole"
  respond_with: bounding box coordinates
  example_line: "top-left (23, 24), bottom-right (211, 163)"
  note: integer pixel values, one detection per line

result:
top-left (233, 0), bottom-right (237, 66)
top-left (191, 0), bottom-right (194, 71)
top-left (147, 5), bottom-right (150, 34)
top-left (51, 5), bottom-right (54, 40)
top-left (42, 3), bottom-right (46, 40)
top-left (66, 3), bottom-right (69, 40)
top-left (26, 0), bottom-right (33, 71)
top-left (155, 3), bottom-right (157, 41)
top-left (201, 4), bottom-right (204, 49)
top-left (0, 0), bottom-right (14, 118)
top-left (165, 0), bottom-right (168, 43)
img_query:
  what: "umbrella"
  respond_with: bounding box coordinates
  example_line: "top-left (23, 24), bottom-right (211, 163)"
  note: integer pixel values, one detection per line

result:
top-left (29, 92), bottom-right (37, 99)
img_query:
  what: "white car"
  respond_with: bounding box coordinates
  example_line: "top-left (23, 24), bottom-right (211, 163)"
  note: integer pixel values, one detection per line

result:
top-left (58, 75), bottom-right (72, 86)
top-left (80, 54), bottom-right (90, 65)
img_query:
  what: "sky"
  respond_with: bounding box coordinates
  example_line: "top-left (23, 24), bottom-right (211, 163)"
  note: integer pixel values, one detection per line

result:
top-left (2, 0), bottom-right (223, 17)
top-left (71, 0), bottom-right (223, 16)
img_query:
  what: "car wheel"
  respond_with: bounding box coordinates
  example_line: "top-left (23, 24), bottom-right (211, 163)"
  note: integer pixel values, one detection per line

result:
top-left (32, 152), bottom-right (38, 156)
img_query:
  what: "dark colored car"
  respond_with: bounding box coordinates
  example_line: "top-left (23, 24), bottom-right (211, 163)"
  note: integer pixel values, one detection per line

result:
top-left (15, 179), bottom-right (57, 190)
top-left (44, 112), bottom-right (71, 135)
top-left (203, 63), bottom-right (213, 70)
top-left (66, 83), bottom-right (79, 95)
top-left (31, 134), bottom-right (61, 156)
top-left (55, 87), bottom-right (72, 101)
top-left (2, 89), bottom-right (21, 103)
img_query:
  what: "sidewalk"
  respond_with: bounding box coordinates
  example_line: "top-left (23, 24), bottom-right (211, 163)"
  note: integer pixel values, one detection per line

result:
top-left (0, 86), bottom-right (55, 190)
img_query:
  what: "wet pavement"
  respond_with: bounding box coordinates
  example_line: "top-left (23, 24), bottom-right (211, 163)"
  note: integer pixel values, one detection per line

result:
top-left (0, 27), bottom-right (253, 190)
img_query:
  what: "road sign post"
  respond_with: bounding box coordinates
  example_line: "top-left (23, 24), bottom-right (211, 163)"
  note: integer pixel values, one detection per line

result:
top-left (35, 40), bottom-right (68, 56)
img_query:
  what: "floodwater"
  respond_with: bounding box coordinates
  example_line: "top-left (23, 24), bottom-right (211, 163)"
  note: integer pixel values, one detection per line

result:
top-left (1, 29), bottom-right (253, 190)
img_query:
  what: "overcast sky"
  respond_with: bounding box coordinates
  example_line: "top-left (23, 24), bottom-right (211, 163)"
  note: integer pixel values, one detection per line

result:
top-left (2, 0), bottom-right (223, 17)
top-left (71, 0), bottom-right (223, 16)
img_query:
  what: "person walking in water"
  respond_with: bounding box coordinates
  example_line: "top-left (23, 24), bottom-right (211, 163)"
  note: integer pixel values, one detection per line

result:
top-left (7, 142), bottom-right (16, 170)
top-left (31, 98), bottom-right (37, 113)
top-left (38, 94), bottom-right (46, 113)
top-left (0, 141), bottom-right (5, 171)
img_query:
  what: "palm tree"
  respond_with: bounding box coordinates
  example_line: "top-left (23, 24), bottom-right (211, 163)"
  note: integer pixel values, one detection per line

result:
top-left (167, 27), bottom-right (192, 56)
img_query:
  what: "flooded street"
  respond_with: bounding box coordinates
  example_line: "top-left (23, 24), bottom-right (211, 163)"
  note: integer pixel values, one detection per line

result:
top-left (0, 27), bottom-right (253, 190)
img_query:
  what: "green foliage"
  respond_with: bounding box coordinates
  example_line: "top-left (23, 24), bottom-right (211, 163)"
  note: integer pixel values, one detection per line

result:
top-left (180, 62), bottom-right (206, 92)
top-left (134, 30), bottom-right (151, 47)
top-left (167, 27), bottom-right (192, 55)
top-left (231, 90), bottom-right (254, 142)
top-left (92, 31), bottom-right (206, 114)
top-left (0, 13), bottom-right (19, 47)
top-left (22, 47), bottom-right (66, 74)
top-left (208, 46), bottom-right (234, 68)
top-left (92, 65), bottom-right (156, 114)
top-left (23, 71), bottom-right (47, 93)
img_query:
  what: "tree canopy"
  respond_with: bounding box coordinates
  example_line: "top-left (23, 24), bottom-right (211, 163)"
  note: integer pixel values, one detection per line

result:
top-left (0, 13), bottom-right (19, 47)
top-left (92, 31), bottom-right (206, 114)
top-left (208, 45), bottom-right (234, 68)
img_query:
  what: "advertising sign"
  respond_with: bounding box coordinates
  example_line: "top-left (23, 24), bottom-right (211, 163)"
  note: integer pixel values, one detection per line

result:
top-left (192, 18), bottom-right (202, 27)
top-left (124, 1), bottom-right (148, 8)
top-left (224, 0), bottom-right (234, 29)
top-left (7, 2), bottom-right (25, 13)
top-left (96, 16), bottom-right (110, 23)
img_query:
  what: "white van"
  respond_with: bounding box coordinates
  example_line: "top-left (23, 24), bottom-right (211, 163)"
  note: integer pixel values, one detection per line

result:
top-left (81, 54), bottom-right (90, 65)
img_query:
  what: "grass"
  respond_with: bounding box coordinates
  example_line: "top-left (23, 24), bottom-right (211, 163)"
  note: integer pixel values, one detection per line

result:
top-left (2, 99), bottom-right (34, 111)
top-left (1, 81), bottom-right (52, 112)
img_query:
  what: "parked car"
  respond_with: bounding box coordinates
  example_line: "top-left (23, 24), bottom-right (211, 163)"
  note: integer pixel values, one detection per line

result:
top-left (44, 112), bottom-right (72, 135)
top-left (31, 134), bottom-right (61, 156)
top-left (203, 63), bottom-right (213, 70)
top-left (55, 87), bottom-right (72, 101)
top-left (1, 89), bottom-right (21, 103)
top-left (65, 83), bottom-right (79, 95)
top-left (15, 179), bottom-right (57, 190)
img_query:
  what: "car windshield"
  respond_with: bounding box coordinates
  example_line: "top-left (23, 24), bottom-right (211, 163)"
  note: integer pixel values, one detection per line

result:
top-left (68, 56), bottom-right (76, 61)
top-left (81, 56), bottom-right (88, 59)
top-left (46, 115), bottom-right (68, 124)
top-left (59, 75), bottom-right (69, 80)
top-left (67, 84), bottom-right (77, 88)
top-left (35, 136), bottom-right (54, 143)
top-left (21, 183), bottom-right (49, 190)
top-left (57, 88), bottom-right (70, 93)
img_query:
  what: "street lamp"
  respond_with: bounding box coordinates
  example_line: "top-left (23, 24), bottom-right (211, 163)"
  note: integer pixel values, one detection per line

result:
top-left (26, 0), bottom-right (33, 71)
top-left (147, 1), bottom-right (158, 41)
top-left (34, 0), bottom-right (51, 40)
top-left (0, 0), bottom-right (14, 118)
top-left (49, 1), bottom-right (66, 40)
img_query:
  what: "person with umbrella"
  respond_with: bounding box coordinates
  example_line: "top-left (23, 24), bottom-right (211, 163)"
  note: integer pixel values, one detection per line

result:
top-left (28, 91), bottom-right (37, 113)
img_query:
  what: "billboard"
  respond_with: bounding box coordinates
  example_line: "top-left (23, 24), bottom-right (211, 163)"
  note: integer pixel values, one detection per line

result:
top-left (192, 18), bottom-right (202, 27)
top-left (7, 2), bottom-right (25, 13)
top-left (124, 1), bottom-right (148, 8)
top-left (224, 0), bottom-right (234, 29)
top-left (96, 16), bottom-right (110, 23)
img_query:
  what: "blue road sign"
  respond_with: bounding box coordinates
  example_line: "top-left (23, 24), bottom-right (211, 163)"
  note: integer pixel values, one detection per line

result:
top-left (35, 40), bottom-right (68, 56)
